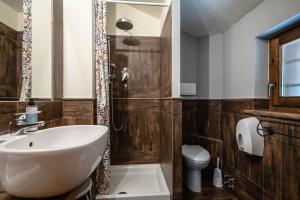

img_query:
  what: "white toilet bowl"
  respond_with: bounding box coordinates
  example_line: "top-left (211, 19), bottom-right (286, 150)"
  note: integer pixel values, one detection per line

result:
top-left (182, 145), bottom-right (211, 192)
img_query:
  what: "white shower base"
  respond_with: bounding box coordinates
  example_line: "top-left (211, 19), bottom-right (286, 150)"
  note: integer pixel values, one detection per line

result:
top-left (98, 164), bottom-right (170, 200)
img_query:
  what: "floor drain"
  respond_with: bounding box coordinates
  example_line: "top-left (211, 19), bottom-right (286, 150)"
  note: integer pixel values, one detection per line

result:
top-left (118, 191), bottom-right (127, 194)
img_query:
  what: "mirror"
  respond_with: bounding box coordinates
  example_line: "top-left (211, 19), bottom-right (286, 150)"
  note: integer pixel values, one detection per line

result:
top-left (0, 0), bottom-right (23, 100)
top-left (0, 0), bottom-right (60, 101)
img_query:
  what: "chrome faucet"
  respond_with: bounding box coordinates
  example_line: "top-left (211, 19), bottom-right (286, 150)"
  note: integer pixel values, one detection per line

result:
top-left (11, 112), bottom-right (45, 136)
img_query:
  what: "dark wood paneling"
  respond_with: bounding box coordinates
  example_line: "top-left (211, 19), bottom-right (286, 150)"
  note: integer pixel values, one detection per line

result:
top-left (110, 99), bottom-right (161, 164)
top-left (52, 0), bottom-right (64, 99)
top-left (62, 99), bottom-right (96, 126)
top-left (160, 99), bottom-right (173, 193)
top-left (181, 99), bottom-right (300, 200)
top-left (0, 101), bottom-right (63, 135)
top-left (281, 126), bottom-right (300, 200)
top-left (0, 22), bottom-right (22, 99)
top-left (160, 99), bottom-right (183, 198)
top-left (0, 102), bottom-right (17, 134)
top-left (173, 99), bottom-right (182, 196)
top-left (109, 36), bottom-right (161, 98)
top-left (17, 101), bottom-right (63, 121)
top-left (219, 99), bottom-right (300, 200)
top-left (182, 186), bottom-right (237, 200)
top-left (160, 8), bottom-right (172, 98)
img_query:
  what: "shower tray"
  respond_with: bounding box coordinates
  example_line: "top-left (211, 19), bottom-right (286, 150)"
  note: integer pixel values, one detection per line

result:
top-left (98, 164), bottom-right (170, 200)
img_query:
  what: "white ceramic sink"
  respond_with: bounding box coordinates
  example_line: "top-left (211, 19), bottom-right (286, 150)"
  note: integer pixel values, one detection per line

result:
top-left (0, 125), bottom-right (108, 198)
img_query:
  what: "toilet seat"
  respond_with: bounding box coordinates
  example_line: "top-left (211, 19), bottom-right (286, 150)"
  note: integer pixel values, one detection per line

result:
top-left (182, 145), bottom-right (210, 163)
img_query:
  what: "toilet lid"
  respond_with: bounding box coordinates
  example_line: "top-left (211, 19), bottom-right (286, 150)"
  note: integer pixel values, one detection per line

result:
top-left (182, 145), bottom-right (210, 162)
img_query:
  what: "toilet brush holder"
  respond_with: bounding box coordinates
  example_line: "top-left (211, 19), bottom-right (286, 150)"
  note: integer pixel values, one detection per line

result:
top-left (213, 157), bottom-right (223, 188)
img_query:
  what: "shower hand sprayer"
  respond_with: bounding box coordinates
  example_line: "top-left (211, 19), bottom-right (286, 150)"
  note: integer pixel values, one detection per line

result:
top-left (107, 17), bottom-right (133, 132)
top-left (107, 36), bottom-right (128, 132)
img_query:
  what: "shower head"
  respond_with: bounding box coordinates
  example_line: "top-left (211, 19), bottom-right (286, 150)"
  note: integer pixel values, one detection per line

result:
top-left (116, 17), bottom-right (133, 31)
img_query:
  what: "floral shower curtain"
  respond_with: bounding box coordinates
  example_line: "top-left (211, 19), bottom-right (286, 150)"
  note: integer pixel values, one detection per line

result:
top-left (95, 0), bottom-right (111, 195)
top-left (20, 0), bottom-right (32, 101)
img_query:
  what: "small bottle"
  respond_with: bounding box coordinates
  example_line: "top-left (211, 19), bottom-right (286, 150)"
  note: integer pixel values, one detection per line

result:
top-left (26, 98), bottom-right (38, 124)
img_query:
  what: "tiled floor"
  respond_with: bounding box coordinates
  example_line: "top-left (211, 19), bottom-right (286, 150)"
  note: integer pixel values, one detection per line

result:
top-left (182, 186), bottom-right (237, 200)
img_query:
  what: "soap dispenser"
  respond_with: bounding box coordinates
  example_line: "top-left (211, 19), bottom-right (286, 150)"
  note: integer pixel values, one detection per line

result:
top-left (26, 98), bottom-right (38, 124)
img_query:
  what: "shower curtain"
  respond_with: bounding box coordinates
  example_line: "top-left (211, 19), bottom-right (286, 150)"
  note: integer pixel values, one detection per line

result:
top-left (95, 0), bottom-right (111, 195)
top-left (20, 0), bottom-right (32, 101)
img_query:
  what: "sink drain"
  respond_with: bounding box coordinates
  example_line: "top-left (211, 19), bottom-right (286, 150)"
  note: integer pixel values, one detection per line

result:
top-left (118, 191), bottom-right (127, 195)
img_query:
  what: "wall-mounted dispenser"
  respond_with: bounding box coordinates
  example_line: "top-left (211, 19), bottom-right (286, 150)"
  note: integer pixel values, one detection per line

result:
top-left (236, 117), bottom-right (264, 157)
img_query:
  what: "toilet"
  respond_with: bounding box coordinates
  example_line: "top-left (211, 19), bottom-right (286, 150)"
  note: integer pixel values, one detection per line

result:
top-left (182, 145), bottom-right (211, 192)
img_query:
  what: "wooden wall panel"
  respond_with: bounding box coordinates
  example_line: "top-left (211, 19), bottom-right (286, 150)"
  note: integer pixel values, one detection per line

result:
top-left (160, 98), bottom-right (183, 198)
top-left (194, 98), bottom-right (300, 200)
top-left (0, 22), bottom-right (22, 100)
top-left (109, 34), bottom-right (162, 164)
top-left (160, 8), bottom-right (172, 98)
top-left (110, 99), bottom-right (161, 164)
top-left (160, 100), bottom-right (173, 193)
top-left (109, 36), bottom-right (161, 98)
top-left (62, 99), bottom-right (96, 125)
top-left (0, 101), bottom-right (63, 135)
top-left (173, 99), bottom-right (182, 196)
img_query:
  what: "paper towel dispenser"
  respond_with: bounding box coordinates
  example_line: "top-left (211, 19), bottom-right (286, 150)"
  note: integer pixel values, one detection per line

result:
top-left (236, 117), bottom-right (264, 157)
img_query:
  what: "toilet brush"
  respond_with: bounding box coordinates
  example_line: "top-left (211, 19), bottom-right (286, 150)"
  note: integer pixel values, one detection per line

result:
top-left (213, 157), bottom-right (223, 188)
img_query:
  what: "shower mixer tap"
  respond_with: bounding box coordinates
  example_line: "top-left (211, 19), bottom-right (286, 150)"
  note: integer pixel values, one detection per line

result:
top-left (121, 67), bottom-right (129, 82)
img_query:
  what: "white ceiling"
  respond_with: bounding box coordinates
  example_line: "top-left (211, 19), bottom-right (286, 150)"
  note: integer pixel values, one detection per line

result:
top-left (181, 0), bottom-right (264, 37)
top-left (1, 0), bottom-right (23, 13)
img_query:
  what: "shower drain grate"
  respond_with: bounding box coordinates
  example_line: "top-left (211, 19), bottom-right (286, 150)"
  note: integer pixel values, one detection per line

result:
top-left (118, 191), bottom-right (128, 195)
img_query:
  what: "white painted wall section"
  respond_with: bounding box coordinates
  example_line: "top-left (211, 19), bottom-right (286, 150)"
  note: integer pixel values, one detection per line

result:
top-left (32, 0), bottom-right (52, 98)
top-left (107, 3), bottom-right (161, 37)
top-left (63, 0), bottom-right (94, 98)
top-left (223, 0), bottom-right (300, 98)
top-left (209, 34), bottom-right (223, 99)
top-left (0, 1), bottom-right (23, 31)
top-left (197, 36), bottom-right (209, 99)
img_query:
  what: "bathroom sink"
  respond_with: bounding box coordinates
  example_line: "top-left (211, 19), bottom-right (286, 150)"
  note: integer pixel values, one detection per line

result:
top-left (0, 125), bottom-right (108, 198)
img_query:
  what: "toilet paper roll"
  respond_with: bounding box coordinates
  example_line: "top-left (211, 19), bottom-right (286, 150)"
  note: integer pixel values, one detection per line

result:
top-left (236, 117), bottom-right (264, 157)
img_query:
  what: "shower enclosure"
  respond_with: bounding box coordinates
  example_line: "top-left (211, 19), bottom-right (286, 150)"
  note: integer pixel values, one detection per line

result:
top-left (99, 0), bottom-right (174, 199)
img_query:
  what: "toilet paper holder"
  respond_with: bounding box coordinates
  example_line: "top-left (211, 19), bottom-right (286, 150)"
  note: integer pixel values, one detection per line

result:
top-left (256, 120), bottom-right (300, 139)
top-left (256, 121), bottom-right (274, 137)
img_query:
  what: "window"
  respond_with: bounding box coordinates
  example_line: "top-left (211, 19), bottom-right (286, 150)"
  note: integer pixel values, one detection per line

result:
top-left (281, 38), bottom-right (300, 97)
top-left (269, 26), bottom-right (300, 109)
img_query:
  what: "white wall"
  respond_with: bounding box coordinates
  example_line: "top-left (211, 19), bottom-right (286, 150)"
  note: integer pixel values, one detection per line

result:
top-left (223, 0), bottom-right (300, 98)
top-left (160, 0), bottom-right (172, 32)
top-left (107, 3), bottom-right (162, 37)
top-left (63, 0), bottom-right (94, 98)
top-left (0, 1), bottom-right (23, 31)
top-left (172, 0), bottom-right (181, 97)
top-left (107, 1), bottom-right (171, 37)
top-left (197, 36), bottom-right (209, 98)
top-left (181, 32), bottom-right (198, 83)
top-left (209, 34), bottom-right (223, 99)
top-left (31, 0), bottom-right (53, 99)
top-left (180, 33), bottom-right (224, 99)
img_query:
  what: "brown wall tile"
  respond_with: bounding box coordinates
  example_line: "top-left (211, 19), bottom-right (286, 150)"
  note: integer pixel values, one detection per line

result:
top-left (160, 8), bottom-right (172, 98)
top-left (110, 99), bottom-right (161, 164)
